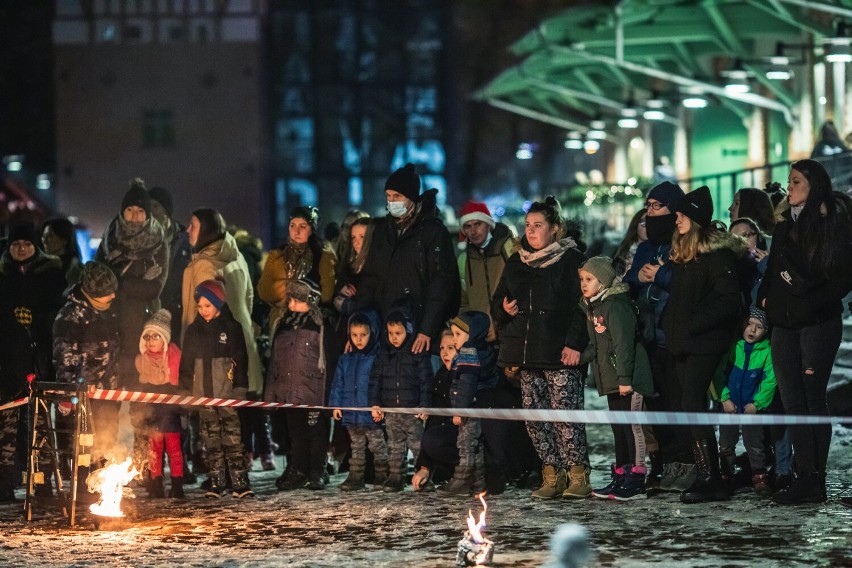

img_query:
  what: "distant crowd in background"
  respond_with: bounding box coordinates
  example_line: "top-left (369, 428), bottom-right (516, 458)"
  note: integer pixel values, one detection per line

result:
top-left (1, 124), bottom-right (852, 510)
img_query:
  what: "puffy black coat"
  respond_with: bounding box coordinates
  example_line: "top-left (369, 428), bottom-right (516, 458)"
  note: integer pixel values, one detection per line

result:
top-left (355, 194), bottom-right (460, 340)
top-left (179, 305), bottom-right (249, 398)
top-left (662, 232), bottom-right (745, 357)
top-left (757, 214), bottom-right (852, 329)
top-left (490, 239), bottom-right (588, 370)
top-left (368, 307), bottom-right (432, 408)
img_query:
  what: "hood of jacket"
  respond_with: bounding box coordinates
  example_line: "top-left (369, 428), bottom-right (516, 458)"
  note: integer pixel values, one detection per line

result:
top-left (348, 308), bottom-right (381, 355)
top-left (384, 303), bottom-right (417, 350)
top-left (193, 231), bottom-right (240, 268)
top-left (699, 229), bottom-right (749, 258)
top-left (456, 310), bottom-right (491, 349)
top-left (582, 282), bottom-right (631, 309)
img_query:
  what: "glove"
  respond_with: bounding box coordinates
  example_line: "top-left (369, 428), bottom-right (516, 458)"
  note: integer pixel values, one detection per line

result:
top-left (231, 387), bottom-right (248, 401)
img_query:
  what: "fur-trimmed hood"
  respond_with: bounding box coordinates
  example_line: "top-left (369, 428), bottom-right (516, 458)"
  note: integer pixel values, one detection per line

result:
top-left (700, 229), bottom-right (749, 258)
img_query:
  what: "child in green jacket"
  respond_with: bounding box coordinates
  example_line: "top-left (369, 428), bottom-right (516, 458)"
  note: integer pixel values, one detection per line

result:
top-left (579, 257), bottom-right (655, 501)
top-left (712, 307), bottom-right (776, 495)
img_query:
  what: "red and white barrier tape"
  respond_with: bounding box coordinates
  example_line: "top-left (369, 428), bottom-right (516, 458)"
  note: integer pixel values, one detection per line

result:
top-left (82, 388), bottom-right (845, 426)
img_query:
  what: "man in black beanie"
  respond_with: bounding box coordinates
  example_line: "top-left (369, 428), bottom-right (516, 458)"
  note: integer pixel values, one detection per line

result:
top-left (353, 163), bottom-right (460, 354)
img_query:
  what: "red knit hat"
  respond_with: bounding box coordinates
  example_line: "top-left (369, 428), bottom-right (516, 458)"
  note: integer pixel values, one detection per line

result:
top-left (458, 201), bottom-right (495, 242)
top-left (195, 279), bottom-right (226, 310)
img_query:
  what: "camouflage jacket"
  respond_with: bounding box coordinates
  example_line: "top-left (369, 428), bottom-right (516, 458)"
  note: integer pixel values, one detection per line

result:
top-left (52, 285), bottom-right (120, 389)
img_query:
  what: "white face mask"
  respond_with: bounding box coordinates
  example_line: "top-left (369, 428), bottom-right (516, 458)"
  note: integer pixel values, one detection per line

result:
top-left (387, 200), bottom-right (409, 218)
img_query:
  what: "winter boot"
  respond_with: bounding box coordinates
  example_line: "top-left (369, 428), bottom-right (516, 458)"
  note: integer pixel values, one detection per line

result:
top-left (680, 439), bottom-right (730, 504)
top-left (752, 470), bottom-right (771, 496)
top-left (563, 464), bottom-right (592, 499)
top-left (148, 475), bottom-right (165, 498)
top-left (531, 465), bottom-right (567, 500)
top-left (229, 461), bottom-right (255, 498)
top-left (719, 450), bottom-right (737, 496)
top-left (382, 460), bottom-right (405, 493)
top-left (772, 471), bottom-right (824, 505)
top-left (438, 465), bottom-right (474, 496)
top-left (204, 470), bottom-right (225, 499)
top-left (260, 453), bottom-right (276, 471)
top-left (611, 466), bottom-right (648, 501)
top-left (592, 464), bottom-right (625, 499)
top-left (646, 452), bottom-right (663, 491)
top-left (169, 477), bottom-right (185, 499)
top-left (668, 462), bottom-right (698, 492)
top-left (0, 465), bottom-right (17, 503)
top-left (340, 458), bottom-right (366, 492)
top-left (307, 470), bottom-right (326, 490)
top-left (275, 468), bottom-right (307, 491)
top-left (372, 460), bottom-right (389, 490)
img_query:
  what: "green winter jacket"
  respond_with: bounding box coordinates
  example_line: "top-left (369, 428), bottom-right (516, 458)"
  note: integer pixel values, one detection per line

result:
top-left (580, 283), bottom-right (654, 397)
top-left (711, 338), bottom-right (776, 411)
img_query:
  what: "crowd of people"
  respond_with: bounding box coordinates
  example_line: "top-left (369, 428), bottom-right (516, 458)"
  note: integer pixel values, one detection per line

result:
top-left (0, 158), bottom-right (850, 509)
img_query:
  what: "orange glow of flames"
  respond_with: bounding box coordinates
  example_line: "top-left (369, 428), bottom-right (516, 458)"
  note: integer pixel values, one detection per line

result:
top-left (88, 457), bottom-right (139, 518)
top-left (466, 492), bottom-right (488, 543)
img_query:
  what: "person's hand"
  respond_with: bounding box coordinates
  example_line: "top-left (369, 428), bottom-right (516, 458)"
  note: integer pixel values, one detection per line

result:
top-left (412, 467), bottom-right (430, 491)
top-left (561, 347), bottom-right (580, 366)
top-left (415, 413), bottom-right (428, 421)
top-left (618, 385), bottom-right (633, 396)
top-left (722, 399), bottom-right (736, 414)
top-left (412, 333), bottom-right (431, 354)
top-left (371, 406), bottom-right (384, 422)
top-left (340, 284), bottom-right (357, 298)
top-left (332, 408), bottom-right (343, 420)
top-left (639, 262), bottom-right (662, 283)
top-left (452, 416), bottom-right (462, 426)
top-left (753, 249), bottom-right (769, 262)
top-left (344, 340), bottom-right (353, 353)
top-left (502, 297), bottom-right (519, 316)
top-left (744, 403), bottom-right (757, 415)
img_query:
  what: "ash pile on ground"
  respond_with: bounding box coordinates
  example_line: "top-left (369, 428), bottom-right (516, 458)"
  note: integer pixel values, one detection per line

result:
top-left (1, 390), bottom-right (850, 567)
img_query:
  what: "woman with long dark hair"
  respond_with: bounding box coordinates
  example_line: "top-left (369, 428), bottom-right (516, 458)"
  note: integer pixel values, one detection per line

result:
top-left (729, 188), bottom-right (776, 234)
top-left (491, 196), bottom-right (590, 500)
top-left (662, 186), bottom-right (745, 503)
top-left (758, 159), bottom-right (852, 505)
top-left (41, 218), bottom-right (83, 286)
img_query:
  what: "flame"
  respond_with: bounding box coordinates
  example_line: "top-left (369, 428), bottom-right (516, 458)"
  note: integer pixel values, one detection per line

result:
top-left (466, 492), bottom-right (488, 544)
top-left (88, 457), bottom-right (138, 518)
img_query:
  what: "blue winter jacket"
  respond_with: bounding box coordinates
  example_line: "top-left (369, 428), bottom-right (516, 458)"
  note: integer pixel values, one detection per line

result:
top-left (449, 311), bottom-right (498, 408)
top-left (623, 240), bottom-right (673, 348)
top-left (329, 310), bottom-right (381, 427)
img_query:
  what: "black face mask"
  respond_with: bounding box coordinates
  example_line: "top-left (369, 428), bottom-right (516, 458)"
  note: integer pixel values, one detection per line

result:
top-left (644, 213), bottom-right (676, 244)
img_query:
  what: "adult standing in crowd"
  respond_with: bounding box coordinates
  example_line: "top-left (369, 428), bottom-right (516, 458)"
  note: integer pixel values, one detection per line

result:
top-left (41, 218), bottom-right (83, 287)
top-left (53, 262), bottom-right (121, 469)
top-left (0, 223), bottom-right (67, 500)
top-left (258, 206), bottom-right (336, 335)
top-left (148, 186), bottom-right (192, 344)
top-left (491, 196), bottom-right (590, 500)
top-left (623, 182), bottom-right (693, 492)
top-left (758, 159), bottom-right (852, 505)
top-left (728, 188), bottom-right (777, 235)
top-left (333, 215), bottom-right (372, 337)
top-left (354, 163), bottom-right (460, 352)
top-left (662, 186), bottom-right (745, 504)
top-left (96, 178), bottom-right (169, 474)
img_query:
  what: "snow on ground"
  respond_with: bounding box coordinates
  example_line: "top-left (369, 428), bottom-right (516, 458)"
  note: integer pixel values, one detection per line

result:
top-left (1, 389), bottom-right (851, 567)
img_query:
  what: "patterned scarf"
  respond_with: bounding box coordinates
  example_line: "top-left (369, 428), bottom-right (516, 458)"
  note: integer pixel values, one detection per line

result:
top-left (282, 241), bottom-right (313, 281)
top-left (518, 237), bottom-right (577, 269)
top-left (101, 216), bottom-right (165, 277)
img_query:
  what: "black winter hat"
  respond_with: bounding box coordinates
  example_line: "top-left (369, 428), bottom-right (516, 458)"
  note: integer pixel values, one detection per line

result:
top-left (148, 186), bottom-right (173, 218)
top-left (121, 178), bottom-right (151, 218)
top-left (675, 186), bottom-right (713, 228)
top-left (647, 181), bottom-right (685, 209)
top-left (7, 222), bottom-right (38, 246)
top-left (81, 261), bottom-right (118, 298)
top-left (384, 163), bottom-right (421, 202)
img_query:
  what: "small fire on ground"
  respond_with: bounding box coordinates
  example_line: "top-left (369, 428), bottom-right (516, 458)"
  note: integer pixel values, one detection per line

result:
top-left (88, 457), bottom-right (138, 518)
top-left (456, 492), bottom-right (494, 567)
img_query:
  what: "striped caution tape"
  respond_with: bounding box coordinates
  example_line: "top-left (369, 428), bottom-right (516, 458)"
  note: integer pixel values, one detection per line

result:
top-left (81, 388), bottom-right (848, 426)
top-left (0, 397), bottom-right (28, 413)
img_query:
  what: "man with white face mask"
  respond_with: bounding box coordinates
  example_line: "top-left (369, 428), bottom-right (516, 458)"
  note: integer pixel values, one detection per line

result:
top-left (354, 163), bottom-right (460, 354)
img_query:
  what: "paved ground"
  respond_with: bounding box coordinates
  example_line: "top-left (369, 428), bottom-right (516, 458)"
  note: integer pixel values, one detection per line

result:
top-left (1, 391), bottom-right (850, 567)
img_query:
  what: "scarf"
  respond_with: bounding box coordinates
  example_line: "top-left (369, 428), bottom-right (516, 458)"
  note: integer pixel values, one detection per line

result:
top-left (282, 241), bottom-right (313, 281)
top-left (136, 343), bottom-right (180, 386)
top-left (280, 308), bottom-right (326, 373)
top-left (395, 201), bottom-right (423, 235)
top-left (518, 237), bottom-right (577, 269)
top-left (101, 216), bottom-right (165, 277)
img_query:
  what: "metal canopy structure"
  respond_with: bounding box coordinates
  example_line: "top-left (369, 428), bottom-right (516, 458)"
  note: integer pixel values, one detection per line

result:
top-left (475, 0), bottom-right (852, 133)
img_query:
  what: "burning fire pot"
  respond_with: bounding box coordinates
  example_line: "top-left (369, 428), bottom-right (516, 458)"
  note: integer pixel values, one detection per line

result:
top-left (87, 457), bottom-right (139, 530)
top-left (456, 492), bottom-right (494, 567)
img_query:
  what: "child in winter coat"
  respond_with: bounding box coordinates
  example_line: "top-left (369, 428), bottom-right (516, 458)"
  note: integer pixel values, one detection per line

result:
top-left (437, 311), bottom-right (498, 497)
top-left (368, 304), bottom-right (432, 492)
top-left (712, 307), bottom-right (776, 495)
top-left (579, 257), bottom-right (654, 501)
top-left (179, 279), bottom-right (252, 498)
top-left (265, 278), bottom-right (331, 491)
top-left (135, 309), bottom-right (184, 499)
top-left (330, 309), bottom-right (390, 491)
